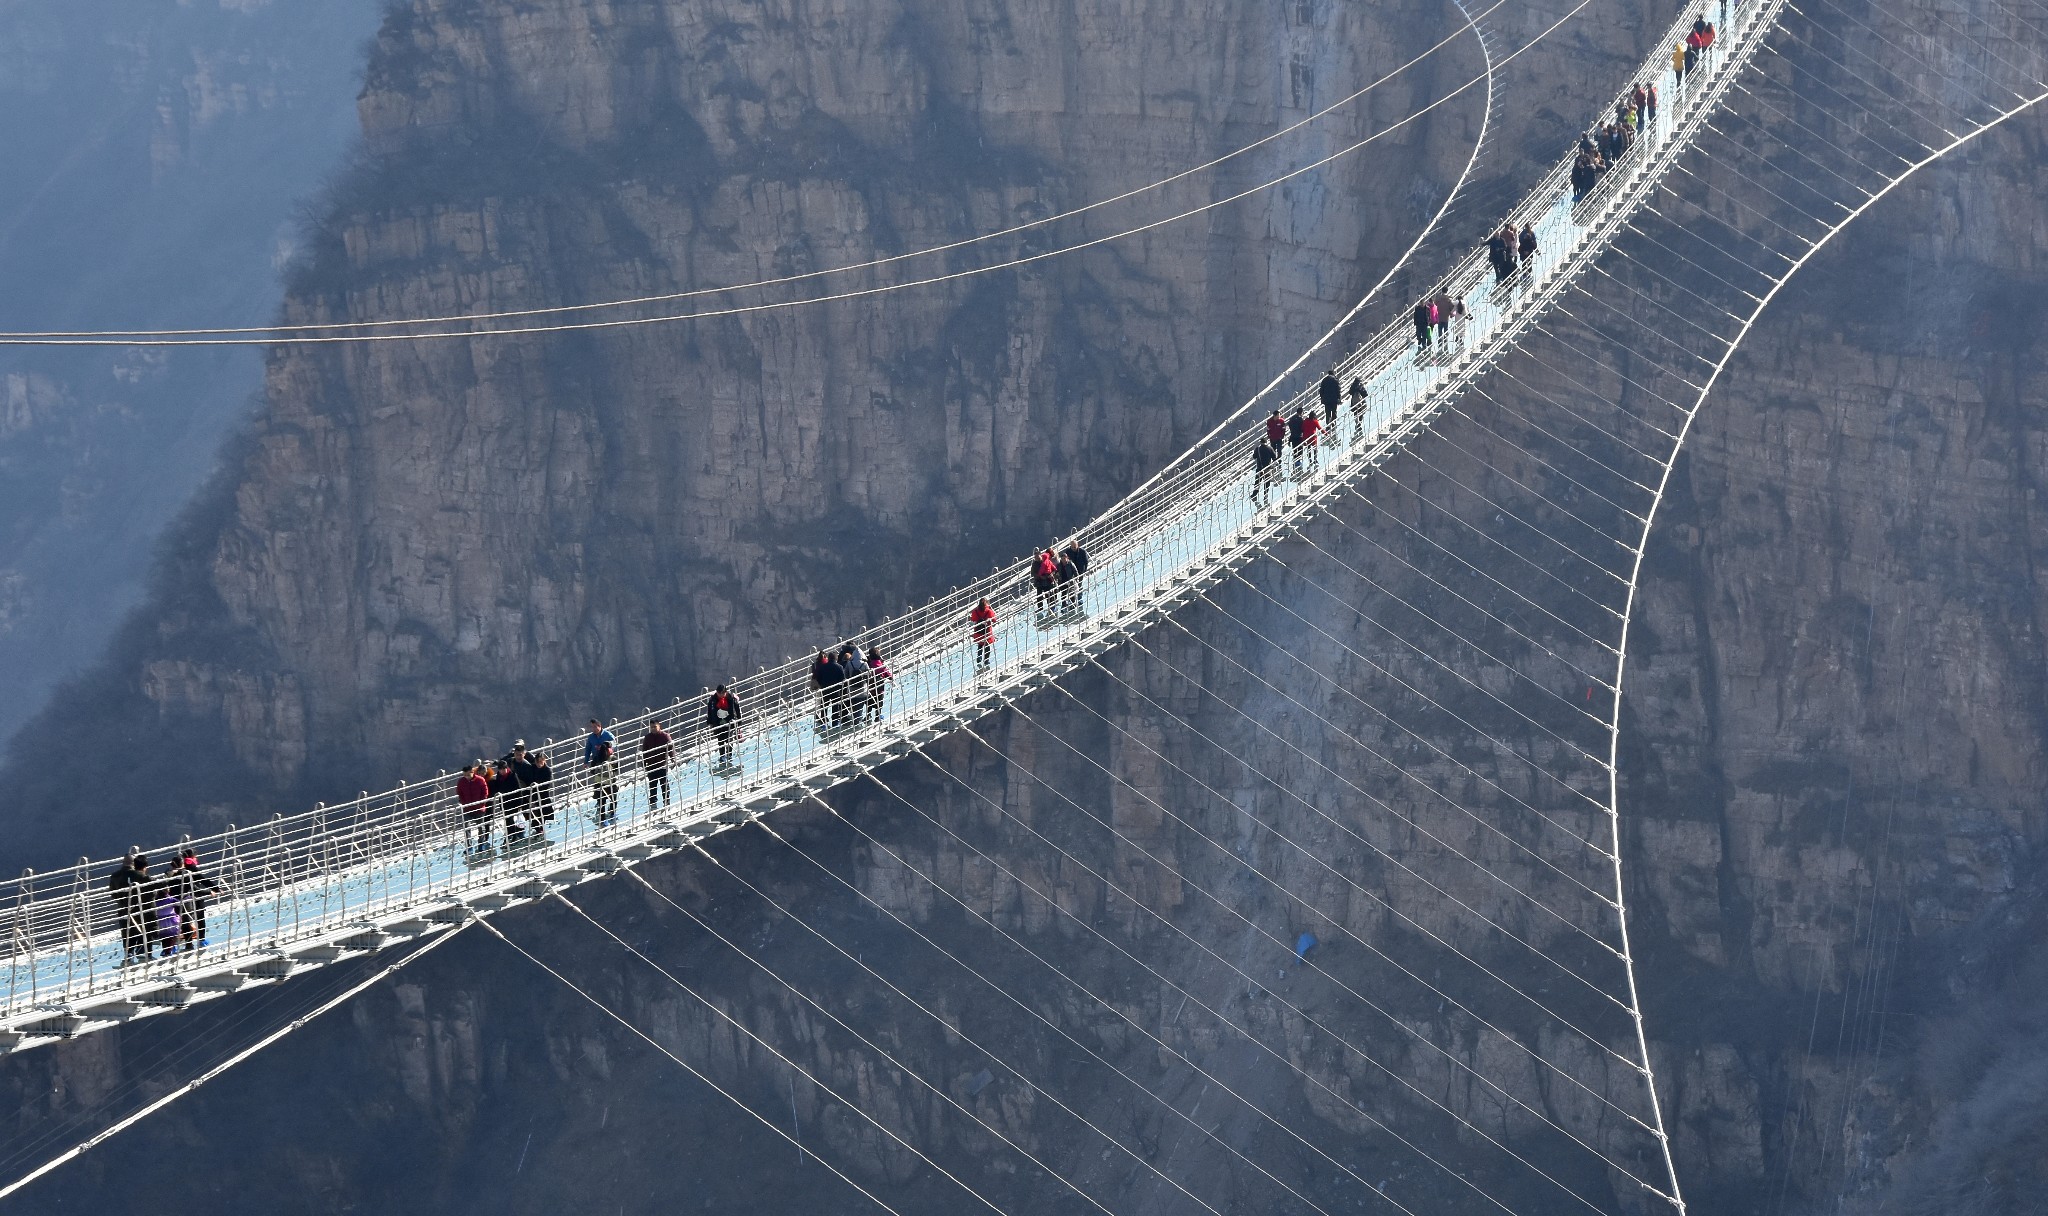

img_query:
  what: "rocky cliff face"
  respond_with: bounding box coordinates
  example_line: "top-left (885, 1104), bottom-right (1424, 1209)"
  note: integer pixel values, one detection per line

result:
top-left (0, 0), bottom-right (384, 745)
top-left (3, 0), bottom-right (2045, 1214)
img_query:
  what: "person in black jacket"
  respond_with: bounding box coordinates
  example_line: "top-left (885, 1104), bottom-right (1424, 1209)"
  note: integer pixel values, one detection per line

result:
top-left (1347, 377), bottom-right (1368, 439)
top-left (1317, 368), bottom-right (1342, 429)
top-left (489, 758), bottom-right (528, 844)
top-left (108, 853), bottom-right (152, 965)
top-left (508, 742), bottom-right (550, 831)
top-left (810, 650), bottom-right (840, 735)
top-left (641, 720), bottom-right (673, 809)
top-left (705, 685), bottom-right (744, 771)
top-left (1060, 541), bottom-right (1090, 616)
top-left (1252, 438), bottom-right (1278, 506)
top-left (837, 646), bottom-right (866, 729)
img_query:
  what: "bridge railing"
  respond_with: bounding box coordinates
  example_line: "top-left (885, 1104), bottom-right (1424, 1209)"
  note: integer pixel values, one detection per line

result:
top-left (2, 0), bottom-right (1766, 1021)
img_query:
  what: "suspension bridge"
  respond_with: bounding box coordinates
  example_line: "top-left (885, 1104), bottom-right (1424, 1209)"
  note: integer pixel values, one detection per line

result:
top-left (1, 0), bottom-right (2043, 1208)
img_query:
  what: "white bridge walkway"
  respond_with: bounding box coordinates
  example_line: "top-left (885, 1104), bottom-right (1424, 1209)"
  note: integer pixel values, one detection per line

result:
top-left (0, 0), bottom-right (1775, 1060)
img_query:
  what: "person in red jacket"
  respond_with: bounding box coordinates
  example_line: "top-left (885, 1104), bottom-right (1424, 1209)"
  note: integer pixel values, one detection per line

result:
top-left (1299, 409), bottom-right (1323, 472)
top-left (1265, 409), bottom-right (1287, 449)
top-left (970, 597), bottom-right (996, 674)
top-left (456, 762), bottom-right (492, 853)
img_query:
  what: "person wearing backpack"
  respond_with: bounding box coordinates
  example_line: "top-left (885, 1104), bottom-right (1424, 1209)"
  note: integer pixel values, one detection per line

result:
top-left (704, 685), bottom-right (744, 771)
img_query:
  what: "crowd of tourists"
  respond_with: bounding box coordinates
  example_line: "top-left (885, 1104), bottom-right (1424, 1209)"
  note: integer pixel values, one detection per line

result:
top-left (101, 23), bottom-right (1733, 958)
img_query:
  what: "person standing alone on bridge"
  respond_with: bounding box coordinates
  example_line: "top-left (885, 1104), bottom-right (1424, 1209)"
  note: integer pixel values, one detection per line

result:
top-left (641, 718), bottom-right (673, 809)
top-left (970, 597), bottom-right (996, 674)
top-left (1252, 436), bottom-right (1278, 506)
top-left (705, 685), bottom-right (744, 772)
top-left (1318, 368), bottom-right (1342, 431)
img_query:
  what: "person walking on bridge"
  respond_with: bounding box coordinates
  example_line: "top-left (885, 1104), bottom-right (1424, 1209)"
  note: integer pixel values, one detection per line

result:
top-left (490, 757), bottom-right (528, 845)
top-left (1347, 376), bottom-right (1368, 439)
top-left (1412, 298), bottom-right (1437, 354)
top-left (1287, 406), bottom-right (1307, 477)
top-left (1252, 437), bottom-right (1278, 506)
top-left (527, 749), bottom-right (555, 823)
top-left (1317, 368), bottom-right (1342, 430)
top-left (1060, 541), bottom-right (1090, 616)
top-left (705, 685), bottom-right (744, 772)
top-left (583, 719), bottom-right (618, 826)
top-left (970, 597), bottom-right (996, 674)
top-left (1517, 224), bottom-right (1538, 279)
top-left (810, 650), bottom-right (836, 735)
top-left (641, 719), bottom-right (673, 809)
top-left (1300, 409), bottom-right (1323, 472)
top-left (1265, 408), bottom-right (1287, 454)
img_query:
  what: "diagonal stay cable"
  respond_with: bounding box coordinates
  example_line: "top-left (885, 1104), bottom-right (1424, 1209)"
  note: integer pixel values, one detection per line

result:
top-left (805, 776), bottom-right (1500, 1216)
top-left (942, 718), bottom-right (1664, 1158)
top-left (885, 749), bottom-right (1659, 1207)
top-left (0, 926), bottom-right (467, 1205)
top-left (1332, 481), bottom-right (1625, 652)
top-left (1049, 654), bottom-right (1627, 973)
top-left (1262, 515), bottom-right (1621, 716)
top-left (1460, 379), bottom-right (1667, 491)
top-left (475, 917), bottom-right (910, 1216)
top-left (553, 885), bottom-right (1210, 1216)
top-left (1144, 609), bottom-right (1616, 884)
top-left (650, 852), bottom-right (1384, 1215)
top-left (1413, 401), bottom-right (1654, 534)
top-left (1387, 441), bottom-right (1639, 581)
top-left (1302, 479), bottom-right (1623, 684)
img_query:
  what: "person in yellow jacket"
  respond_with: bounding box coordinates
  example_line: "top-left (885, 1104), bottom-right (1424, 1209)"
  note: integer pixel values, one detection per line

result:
top-left (1672, 41), bottom-right (1687, 85)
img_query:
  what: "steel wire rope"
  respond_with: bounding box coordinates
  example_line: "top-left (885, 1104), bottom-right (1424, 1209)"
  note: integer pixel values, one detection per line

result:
top-left (1513, 318), bottom-right (1700, 421)
top-left (867, 751), bottom-right (1644, 1215)
top-left (1143, 604), bottom-right (1618, 890)
top-left (1580, 257), bottom-right (1749, 340)
top-left (1457, 379), bottom-right (1666, 492)
top-left (1699, 113), bottom-right (1862, 213)
top-left (1257, 508), bottom-right (1624, 718)
top-left (1062, 646), bottom-right (1627, 973)
top-left (1035, 0), bottom-right (1607, 541)
top-left (1609, 221), bottom-right (1773, 306)
top-left (1547, 302), bottom-right (1712, 383)
top-left (1732, 74), bottom-right (1922, 164)
top-left (0, 0), bottom-right (1514, 343)
top-left (1007, 671), bottom-right (1646, 1039)
top-left (1598, 78), bottom-right (2048, 1216)
top-left (1378, 352), bottom-right (1663, 523)
top-left (1333, 482), bottom-right (1626, 653)
top-left (1401, 395), bottom-right (1656, 535)
top-left (735, 809), bottom-right (1434, 1216)
top-left (1208, 554), bottom-right (1616, 778)
top-left (1391, 438), bottom-right (1641, 577)
top-left (1229, 549), bottom-right (1619, 777)
top-left (1667, 141), bottom-right (1837, 229)
top-left (1363, 452), bottom-right (1635, 612)
top-left (545, 890), bottom-right (1206, 1216)
top-left (1790, 0), bottom-right (2037, 113)
top-left (0, 925), bottom-right (466, 1204)
top-left (0, 0), bottom-right (1592, 351)
top-left (622, 861), bottom-right (1370, 1216)
top-left (0, 941), bottom-right (439, 1180)
top-left (473, 917), bottom-right (910, 1216)
top-left (1752, 40), bottom-right (1944, 149)
top-left (1284, 485), bottom-right (1623, 689)
top-left (1486, 356), bottom-right (1682, 454)
top-left (0, 0), bottom-right (1761, 1023)
top-left (1918, 0), bottom-right (2048, 84)
top-left (939, 714), bottom-right (1667, 1183)
top-left (1558, 277), bottom-right (1732, 364)
top-left (1712, 95), bottom-right (1888, 197)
